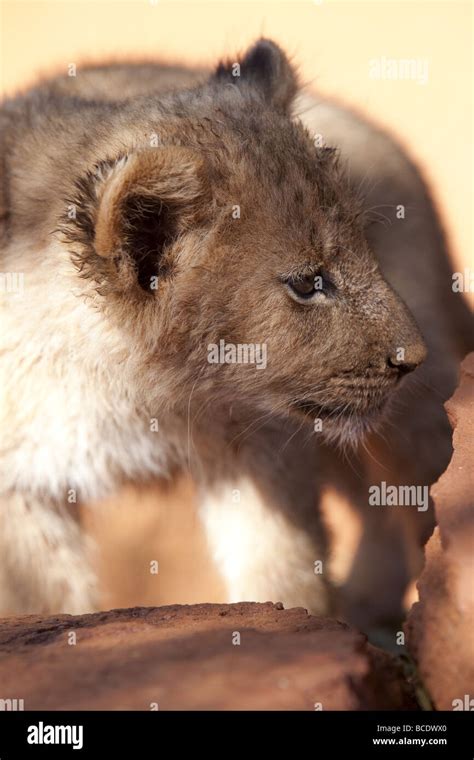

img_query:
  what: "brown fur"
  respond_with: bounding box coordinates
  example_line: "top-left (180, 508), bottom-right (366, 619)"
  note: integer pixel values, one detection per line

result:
top-left (0, 39), bottom-right (472, 622)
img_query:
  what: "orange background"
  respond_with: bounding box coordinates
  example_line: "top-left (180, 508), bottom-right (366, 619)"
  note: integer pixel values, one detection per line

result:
top-left (1, 0), bottom-right (472, 274)
top-left (0, 1), bottom-right (472, 617)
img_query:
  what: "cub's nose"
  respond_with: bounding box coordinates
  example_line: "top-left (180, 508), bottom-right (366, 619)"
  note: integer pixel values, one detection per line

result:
top-left (386, 341), bottom-right (426, 377)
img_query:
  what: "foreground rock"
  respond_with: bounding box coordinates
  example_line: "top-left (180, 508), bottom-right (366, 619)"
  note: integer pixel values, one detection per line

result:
top-left (406, 353), bottom-right (474, 710)
top-left (0, 602), bottom-right (416, 710)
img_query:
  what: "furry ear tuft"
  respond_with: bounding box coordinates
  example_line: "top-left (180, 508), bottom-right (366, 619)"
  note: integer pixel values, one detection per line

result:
top-left (94, 148), bottom-right (203, 258)
top-left (64, 147), bottom-right (206, 293)
top-left (214, 38), bottom-right (298, 112)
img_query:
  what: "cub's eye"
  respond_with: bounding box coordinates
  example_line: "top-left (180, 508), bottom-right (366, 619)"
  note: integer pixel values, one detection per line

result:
top-left (283, 271), bottom-right (334, 304)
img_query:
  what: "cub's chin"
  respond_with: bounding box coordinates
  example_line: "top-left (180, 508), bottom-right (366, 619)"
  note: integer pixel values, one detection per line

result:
top-left (290, 398), bottom-right (387, 449)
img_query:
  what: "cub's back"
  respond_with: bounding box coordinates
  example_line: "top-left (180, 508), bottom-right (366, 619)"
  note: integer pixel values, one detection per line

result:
top-left (34, 60), bottom-right (205, 101)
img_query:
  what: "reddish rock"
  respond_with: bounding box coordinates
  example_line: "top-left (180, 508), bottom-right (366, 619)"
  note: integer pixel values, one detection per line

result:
top-left (406, 353), bottom-right (474, 709)
top-left (0, 602), bottom-right (416, 710)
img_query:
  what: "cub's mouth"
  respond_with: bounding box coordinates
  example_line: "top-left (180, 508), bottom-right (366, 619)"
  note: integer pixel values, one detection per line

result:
top-left (292, 400), bottom-right (356, 419)
top-left (290, 396), bottom-right (389, 443)
top-left (291, 396), bottom-right (388, 425)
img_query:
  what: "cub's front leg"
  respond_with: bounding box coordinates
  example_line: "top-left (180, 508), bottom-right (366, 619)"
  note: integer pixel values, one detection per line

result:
top-left (0, 493), bottom-right (98, 615)
top-left (197, 424), bottom-right (333, 616)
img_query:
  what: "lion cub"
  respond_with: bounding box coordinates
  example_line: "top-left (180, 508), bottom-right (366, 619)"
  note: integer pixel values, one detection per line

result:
top-left (0, 40), bottom-right (471, 617)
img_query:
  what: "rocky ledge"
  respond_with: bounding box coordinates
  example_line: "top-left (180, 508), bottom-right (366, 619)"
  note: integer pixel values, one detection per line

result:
top-left (0, 602), bottom-right (417, 710)
top-left (406, 353), bottom-right (474, 710)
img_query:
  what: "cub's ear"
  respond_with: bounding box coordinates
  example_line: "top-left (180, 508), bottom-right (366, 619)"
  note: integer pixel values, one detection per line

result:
top-left (67, 147), bottom-right (207, 293)
top-left (213, 38), bottom-right (298, 112)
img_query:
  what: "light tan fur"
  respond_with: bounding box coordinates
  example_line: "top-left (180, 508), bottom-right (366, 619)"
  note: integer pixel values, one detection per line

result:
top-left (0, 41), bottom-right (471, 621)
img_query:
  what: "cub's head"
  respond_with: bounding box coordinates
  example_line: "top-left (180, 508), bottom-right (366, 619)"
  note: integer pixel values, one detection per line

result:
top-left (63, 39), bottom-right (426, 444)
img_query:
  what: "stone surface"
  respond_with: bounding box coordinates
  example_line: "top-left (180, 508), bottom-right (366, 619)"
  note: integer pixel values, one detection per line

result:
top-left (0, 602), bottom-right (417, 710)
top-left (406, 353), bottom-right (474, 710)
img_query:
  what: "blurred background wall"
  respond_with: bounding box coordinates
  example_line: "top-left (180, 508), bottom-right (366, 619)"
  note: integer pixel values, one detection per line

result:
top-left (1, 0), bottom-right (472, 614)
